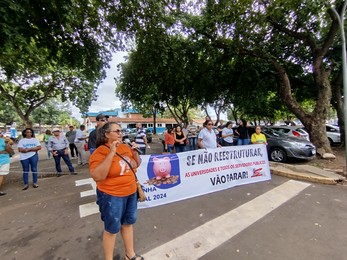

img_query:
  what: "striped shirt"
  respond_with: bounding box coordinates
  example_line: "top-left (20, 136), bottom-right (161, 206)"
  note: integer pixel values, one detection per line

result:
top-left (135, 128), bottom-right (146, 148)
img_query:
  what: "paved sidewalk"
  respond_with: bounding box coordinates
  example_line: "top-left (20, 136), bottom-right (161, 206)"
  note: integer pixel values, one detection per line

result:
top-left (270, 161), bottom-right (346, 185)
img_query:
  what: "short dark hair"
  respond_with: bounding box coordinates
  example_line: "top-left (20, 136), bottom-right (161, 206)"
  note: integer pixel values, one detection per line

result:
top-left (22, 128), bottom-right (35, 138)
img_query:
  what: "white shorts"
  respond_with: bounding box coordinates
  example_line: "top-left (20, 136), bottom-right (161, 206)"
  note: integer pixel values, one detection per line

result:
top-left (0, 163), bottom-right (10, 176)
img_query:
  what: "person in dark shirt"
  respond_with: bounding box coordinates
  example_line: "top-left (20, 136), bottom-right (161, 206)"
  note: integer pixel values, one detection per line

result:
top-left (88, 114), bottom-right (109, 154)
top-left (234, 119), bottom-right (250, 145)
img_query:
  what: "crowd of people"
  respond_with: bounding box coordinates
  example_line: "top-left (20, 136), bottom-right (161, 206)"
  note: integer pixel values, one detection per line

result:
top-left (0, 114), bottom-right (266, 260)
top-left (161, 118), bottom-right (267, 153)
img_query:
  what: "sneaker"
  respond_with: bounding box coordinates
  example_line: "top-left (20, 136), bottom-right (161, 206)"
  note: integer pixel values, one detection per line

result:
top-left (70, 172), bottom-right (77, 175)
top-left (0, 191), bottom-right (6, 196)
top-left (22, 185), bottom-right (29, 190)
top-left (56, 173), bottom-right (62, 177)
top-left (33, 183), bottom-right (39, 188)
top-left (71, 157), bottom-right (76, 159)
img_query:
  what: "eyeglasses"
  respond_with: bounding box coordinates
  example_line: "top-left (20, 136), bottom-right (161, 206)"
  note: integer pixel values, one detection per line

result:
top-left (207, 123), bottom-right (213, 126)
top-left (98, 119), bottom-right (107, 122)
top-left (107, 129), bottom-right (122, 134)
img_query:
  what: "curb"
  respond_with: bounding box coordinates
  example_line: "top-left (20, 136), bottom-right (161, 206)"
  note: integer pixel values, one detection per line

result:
top-left (270, 168), bottom-right (345, 185)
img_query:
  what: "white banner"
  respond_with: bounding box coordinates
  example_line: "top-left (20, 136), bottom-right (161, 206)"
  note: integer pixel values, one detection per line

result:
top-left (137, 144), bottom-right (271, 209)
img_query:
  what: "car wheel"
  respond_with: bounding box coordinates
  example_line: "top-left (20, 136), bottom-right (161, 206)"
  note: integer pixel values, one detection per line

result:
top-left (328, 138), bottom-right (333, 146)
top-left (270, 148), bottom-right (287, 163)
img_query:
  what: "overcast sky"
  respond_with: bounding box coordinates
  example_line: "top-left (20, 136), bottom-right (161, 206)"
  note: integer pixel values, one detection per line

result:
top-left (72, 51), bottom-right (127, 120)
top-left (71, 51), bottom-right (226, 122)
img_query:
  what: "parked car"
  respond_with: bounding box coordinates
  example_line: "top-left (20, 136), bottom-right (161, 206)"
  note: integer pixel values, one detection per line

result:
top-left (268, 125), bottom-right (310, 141)
top-left (325, 124), bottom-right (341, 145)
top-left (232, 126), bottom-right (316, 163)
top-left (301, 124), bottom-right (341, 146)
top-left (122, 128), bottom-right (153, 143)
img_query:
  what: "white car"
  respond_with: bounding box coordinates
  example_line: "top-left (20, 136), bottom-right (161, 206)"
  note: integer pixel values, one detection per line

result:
top-left (268, 126), bottom-right (310, 141)
top-left (326, 124), bottom-right (341, 145)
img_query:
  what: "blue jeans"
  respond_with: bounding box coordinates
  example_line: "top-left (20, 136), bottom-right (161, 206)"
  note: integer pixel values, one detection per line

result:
top-left (89, 148), bottom-right (96, 155)
top-left (53, 149), bottom-right (75, 173)
top-left (139, 147), bottom-right (146, 155)
top-left (96, 189), bottom-right (137, 234)
top-left (188, 137), bottom-right (197, 150)
top-left (167, 144), bottom-right (174, 153)
top-left (20, 153), bottom-right (39, 185)
top-left (175, 146), bottom-right (186, 153)
top-left (237, 138), bottom-right (250, 145)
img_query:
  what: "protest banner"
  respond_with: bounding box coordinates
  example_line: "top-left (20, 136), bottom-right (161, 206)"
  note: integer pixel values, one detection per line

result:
top-left (137, 144), bottom-right (271, 209)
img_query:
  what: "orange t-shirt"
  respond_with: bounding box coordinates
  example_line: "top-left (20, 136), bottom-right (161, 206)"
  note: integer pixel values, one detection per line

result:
top-left (89, 144), bottom-right (138, 196)
top-left (165, 133), bottom-right (175, 145)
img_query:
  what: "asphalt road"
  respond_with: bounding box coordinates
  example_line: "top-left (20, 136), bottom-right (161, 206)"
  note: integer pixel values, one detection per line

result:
top-left (1, 138), bottom-right (347, 260)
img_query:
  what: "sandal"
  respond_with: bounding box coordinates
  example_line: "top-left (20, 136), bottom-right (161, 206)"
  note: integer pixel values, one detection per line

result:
top-left (125, 254), bottom-right (144, 260)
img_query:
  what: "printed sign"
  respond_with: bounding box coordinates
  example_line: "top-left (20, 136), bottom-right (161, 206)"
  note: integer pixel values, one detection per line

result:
top-left (137, 144), bottom-right (271, 209)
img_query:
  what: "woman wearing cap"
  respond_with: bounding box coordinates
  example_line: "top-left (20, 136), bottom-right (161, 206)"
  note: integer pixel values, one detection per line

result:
top-left (89, 122), bottom-right (143, 260)
top-left (17, 128), bottom-right (41, 190)
top-left (48, 128), bottom-right (75, 177)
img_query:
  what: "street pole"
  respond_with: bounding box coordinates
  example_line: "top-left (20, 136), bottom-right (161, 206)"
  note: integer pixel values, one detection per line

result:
top-left (331, 1), bottom-right (347, 174)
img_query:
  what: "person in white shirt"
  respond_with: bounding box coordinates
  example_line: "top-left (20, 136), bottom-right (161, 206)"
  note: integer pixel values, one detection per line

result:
top-left (74, 125), bottom-right (88, 165)
top-left (221, 121), bottom-right (234, 146)
top-left (187, 120), bottom-right (198, 150)
top-left (17, 128), bottom-right (41, 190)
top-left (197, 120), bottom-right (221, 149)
top-left (48, 128), bottom-right (75, 177)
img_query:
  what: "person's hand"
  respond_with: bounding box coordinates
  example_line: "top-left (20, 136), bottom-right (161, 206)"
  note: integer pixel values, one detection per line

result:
top-left (52, 151), bottom-right (58, 157)
top-left (110, 140), bottom-right (121, 154)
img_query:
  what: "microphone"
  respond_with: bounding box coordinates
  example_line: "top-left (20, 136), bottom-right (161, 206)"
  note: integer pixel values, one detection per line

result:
top-left (123, 140), bottom-right (143, 154)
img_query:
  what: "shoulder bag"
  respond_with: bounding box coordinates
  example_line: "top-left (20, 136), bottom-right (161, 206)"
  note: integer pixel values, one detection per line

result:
top-left (116, 152), bottom-right (146, 202)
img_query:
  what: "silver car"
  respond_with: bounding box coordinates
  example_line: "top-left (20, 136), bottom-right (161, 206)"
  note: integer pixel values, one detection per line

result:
top-left (326, 124), bottom-right (341, 145)
top-left (261, 127), bottom-right (316, 163)
top-left (269, 125), bottom-right (310, 141)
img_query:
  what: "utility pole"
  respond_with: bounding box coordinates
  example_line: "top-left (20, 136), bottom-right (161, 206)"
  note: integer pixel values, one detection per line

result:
top-left (330, 1), bottom-right (347, 174)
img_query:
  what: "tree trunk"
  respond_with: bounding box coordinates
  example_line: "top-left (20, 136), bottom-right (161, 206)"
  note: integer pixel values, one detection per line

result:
top-left (152, 108), bottom-right (157, 134)
top-left (331, 71), bottom-right (345, 146)
top-left (272, 60), bottom-right (333, 155)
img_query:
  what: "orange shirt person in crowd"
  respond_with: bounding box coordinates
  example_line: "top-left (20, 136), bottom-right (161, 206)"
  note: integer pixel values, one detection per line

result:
top-left (164, 128), bottom-right (175, 153)
top-left (89, 122), bottom-right (143, 260)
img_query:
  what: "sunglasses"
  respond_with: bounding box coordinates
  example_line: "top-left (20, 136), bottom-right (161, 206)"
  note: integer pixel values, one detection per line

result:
top-left (107, 129), bottom-right (122, 134)
top-left (98, 119), bottom-right (107, 122)
top-left (207, 123), bottom-right (213, 126)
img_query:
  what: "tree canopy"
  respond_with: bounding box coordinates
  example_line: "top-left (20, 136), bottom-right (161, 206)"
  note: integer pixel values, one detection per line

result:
top-left (0, 0), bottom-right (125, 126)
top-left (115, 0), bottom-right (345, 154)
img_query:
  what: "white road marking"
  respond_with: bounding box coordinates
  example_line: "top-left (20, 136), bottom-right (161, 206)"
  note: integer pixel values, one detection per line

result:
top-left (75, 178), bottom-right (98, 218)
top-left (142, 180), bottom-right (311, 260)
top-left (79, 202), bottom-right (99, 218)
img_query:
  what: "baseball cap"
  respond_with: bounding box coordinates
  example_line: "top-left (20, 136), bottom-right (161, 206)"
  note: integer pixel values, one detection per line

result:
top-left (52, 127), bottom-right (60, 132)
top-left (96, 114), bottom-right (109, 121)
